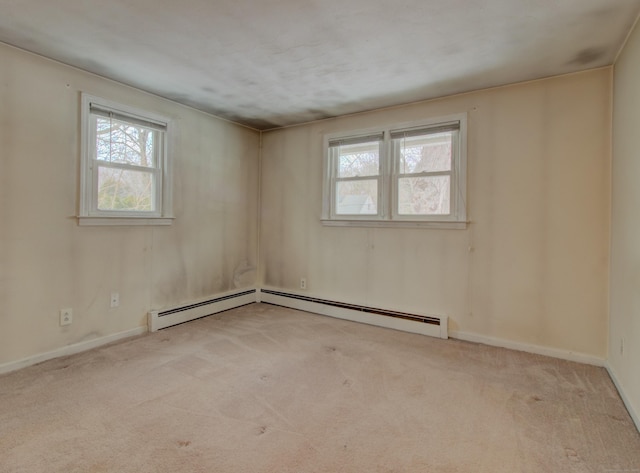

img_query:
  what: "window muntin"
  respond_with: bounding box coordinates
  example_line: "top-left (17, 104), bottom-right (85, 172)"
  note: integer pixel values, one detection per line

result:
top-left (80, 94), bottom-right (172, 224)
top-left (323, 115), bottom-right (466, 227)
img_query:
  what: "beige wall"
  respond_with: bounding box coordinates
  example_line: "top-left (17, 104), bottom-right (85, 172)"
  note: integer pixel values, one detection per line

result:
top-left (261, 69), bottom-right (611, 358)
top-left (0, 41), bottom-right (615, 370)
top-left (0, 44), bottom-right (259, 366)
top-left (611, 20), bottom-right (640, 423)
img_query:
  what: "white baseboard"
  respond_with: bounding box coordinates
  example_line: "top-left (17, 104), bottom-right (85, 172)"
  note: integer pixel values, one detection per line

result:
top-left (449, 330), bottom-right (606, 367)
top-left (148, 288), bottom-right (258, 332)
top-left (0, 326), bottom-right (147, 375)
top-left (259, 288), bottom-right (448, 339)
top-left (605, 363), bottom-right (640, 433)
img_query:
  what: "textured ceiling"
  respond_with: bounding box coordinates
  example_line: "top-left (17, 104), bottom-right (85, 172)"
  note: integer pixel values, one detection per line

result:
top-left (1, 0), bottom-right (639, 129)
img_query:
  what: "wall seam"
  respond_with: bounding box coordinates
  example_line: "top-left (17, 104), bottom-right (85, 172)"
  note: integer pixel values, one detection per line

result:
top-left (613, 10), bottom-right (640, 64)
top-left (606, 65), bottom-right (614, 360)
top-left (256, 131), bottom-right (264, 287)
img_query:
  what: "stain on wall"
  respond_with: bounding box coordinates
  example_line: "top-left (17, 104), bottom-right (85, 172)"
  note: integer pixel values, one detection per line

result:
top-left (260, 69), bottom-right (611, 358)
top-left (0, 43), bottom-right (259, 366)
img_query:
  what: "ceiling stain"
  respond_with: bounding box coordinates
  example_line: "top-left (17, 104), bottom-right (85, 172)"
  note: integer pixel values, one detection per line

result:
top-left (569, 47), bottom-right (607, 66)
top-left (1, 0), bottom-right (638, 130)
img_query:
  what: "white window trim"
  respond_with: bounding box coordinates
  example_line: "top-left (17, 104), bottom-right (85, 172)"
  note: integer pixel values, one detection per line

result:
top-left (322, 113), bottom-right (468, 229)
top-left (78, 93), bottom-right (174, 226)
top-left (326, 132), bottom-right (386, 221)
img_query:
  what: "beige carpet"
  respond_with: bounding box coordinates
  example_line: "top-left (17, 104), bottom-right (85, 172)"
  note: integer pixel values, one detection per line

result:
top-left (1, 303), bottom-right (639, 472)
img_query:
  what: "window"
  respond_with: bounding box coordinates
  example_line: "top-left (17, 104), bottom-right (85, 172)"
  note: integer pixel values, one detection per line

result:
top-left (323, 114), bottom-right (467, 228)
top-left (79, 94), bottom-right (173, 225)
top-left (329, 133), bottom-right (383, 217)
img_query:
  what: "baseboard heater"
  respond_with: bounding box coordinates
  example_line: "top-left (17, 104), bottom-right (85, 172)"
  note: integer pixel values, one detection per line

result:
top-left (148, 288), bottom-right (257, 332)
top-left (259, 288), bottom-right (448, 339)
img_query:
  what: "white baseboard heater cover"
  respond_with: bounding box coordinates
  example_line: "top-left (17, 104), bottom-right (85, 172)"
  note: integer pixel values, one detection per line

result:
top-left (259, 288), bottom-right (448, 339)
top-left (148, 288), bottom-right (257, 332)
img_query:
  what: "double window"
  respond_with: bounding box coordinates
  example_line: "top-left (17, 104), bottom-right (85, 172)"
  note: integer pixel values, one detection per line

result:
top-left (323, 114), bottom-right (467, 228)
top-left (79, 94), bottom-right (173, 225)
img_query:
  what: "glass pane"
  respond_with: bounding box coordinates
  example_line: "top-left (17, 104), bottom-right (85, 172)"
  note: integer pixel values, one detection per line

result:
top-left (97, 167), bottom-right (155, 211)
top-left (398, 131), bottom-right (452, 174)
top-left (96, 117), bottom-right (156, 168)
top-left (398, 176), bottom-right (450, 215)
top-left (337, 141), bottom-right (379, 178)
top-left (335, 180), bottom-right (378, 215)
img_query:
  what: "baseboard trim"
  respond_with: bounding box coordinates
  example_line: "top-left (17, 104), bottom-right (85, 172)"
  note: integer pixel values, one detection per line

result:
top-left (0, 326), bottom-right (147, 375)
top-left (148, 288), bottom-right (258, 332)
top-left (259, 288), bottom-right (448, 339)
top-left (449, 330), bottom-right (606, 367)
top-left (605, 363), bottom-right (640, 433)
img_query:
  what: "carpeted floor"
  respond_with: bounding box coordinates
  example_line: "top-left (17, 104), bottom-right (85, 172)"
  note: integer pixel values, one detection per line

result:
top-left (1, 303), bottom-right (639, 472)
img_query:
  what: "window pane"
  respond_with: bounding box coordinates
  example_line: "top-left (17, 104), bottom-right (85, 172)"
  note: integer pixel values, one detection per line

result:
top-left (337, 141), bottom-right (379, 178)
top-left (336, 180), bottom-right (378, 215)
top-left (96, 117), bottom-right (156, 168)
top-left (97, 167), bottom-right (155, 211)
top-left (398, 132), bottom-right (452, 174)
top-left (398, 176), bottom-right (450, 215)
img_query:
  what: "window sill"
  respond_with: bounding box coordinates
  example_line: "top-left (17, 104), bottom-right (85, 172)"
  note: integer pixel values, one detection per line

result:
top-left (321, 219), bottom-right (468, 229)
top-left (77, 216), bottom-right (175, 226)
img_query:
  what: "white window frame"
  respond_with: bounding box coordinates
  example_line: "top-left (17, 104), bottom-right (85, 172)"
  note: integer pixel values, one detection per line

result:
top-left (327, 132), bottom-right (385, 221)
top-left (322, 113), bottom-right (467, 229)
top-left (79, 93), bottom-right (174, 226)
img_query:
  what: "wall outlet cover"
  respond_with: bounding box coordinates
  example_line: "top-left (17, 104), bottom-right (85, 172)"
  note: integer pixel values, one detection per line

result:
top-left (60, 308), bottom-right (73, 326)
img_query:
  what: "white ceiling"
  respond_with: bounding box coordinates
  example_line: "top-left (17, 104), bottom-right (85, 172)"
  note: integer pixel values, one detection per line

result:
top-left (1, 0), bottom-right (639, 129)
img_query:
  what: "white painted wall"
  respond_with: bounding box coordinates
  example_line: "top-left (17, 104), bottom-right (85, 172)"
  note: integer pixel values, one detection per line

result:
top-left (260, 69), bottom-right (611, 359)
top-left (0, 44), bottom-right (259, 366)
top-left (611, 19), bottom-right (640, 425)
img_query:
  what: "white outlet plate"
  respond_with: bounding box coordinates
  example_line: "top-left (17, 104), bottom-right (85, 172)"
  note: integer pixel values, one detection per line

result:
top-left (300, 278), bottom-right (307, 290)
top-left (110, 292), bottom-right (119, 308)
top-left (60, 308), bottom-right (73, 326)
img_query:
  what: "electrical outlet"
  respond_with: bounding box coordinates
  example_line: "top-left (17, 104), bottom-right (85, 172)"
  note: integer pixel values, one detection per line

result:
top-left (620, 338), bottom-right (625, 356)
top-left (300, 278), bottom-right (307, 290)
top-left (60, 308), bottom-right (72, 326)
top-left (110, 292), bottom-right (120, 308)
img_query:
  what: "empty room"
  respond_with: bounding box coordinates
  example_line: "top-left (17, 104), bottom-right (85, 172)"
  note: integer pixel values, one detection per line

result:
top-left (1, 0), bottom-right (640, 471)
